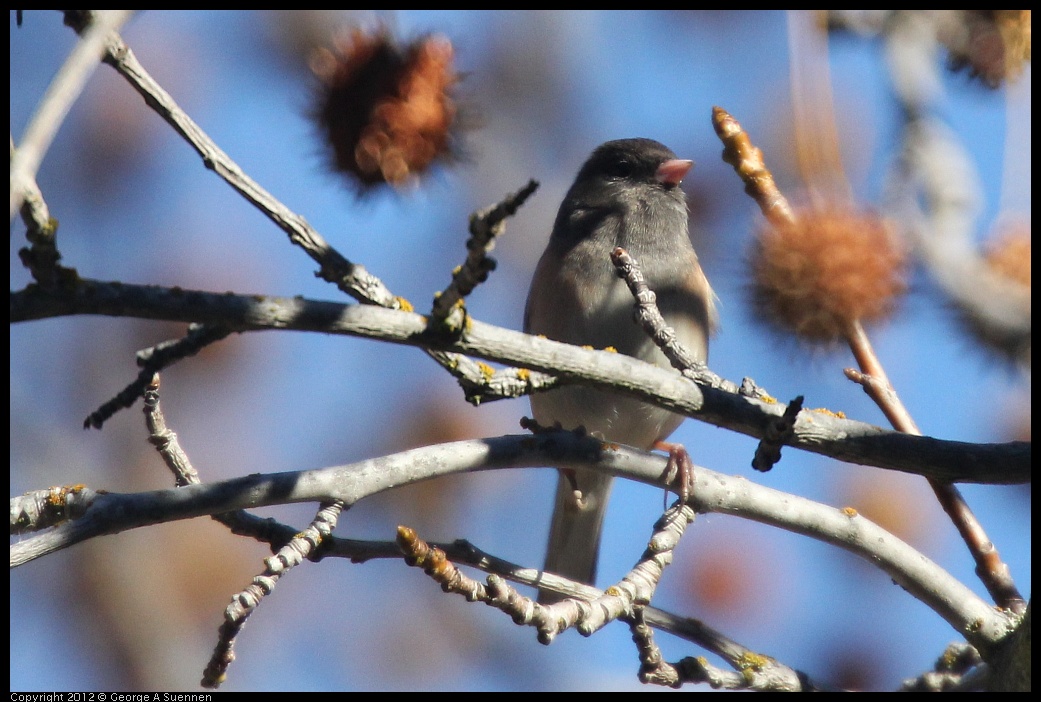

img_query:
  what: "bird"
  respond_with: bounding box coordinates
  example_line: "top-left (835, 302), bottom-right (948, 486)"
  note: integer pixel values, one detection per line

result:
top-left (524, 138), bottom-right (716, 598)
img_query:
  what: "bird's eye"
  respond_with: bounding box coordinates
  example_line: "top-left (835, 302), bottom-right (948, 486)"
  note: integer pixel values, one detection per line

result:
top-left (605, 160), bottom-right (633, 179)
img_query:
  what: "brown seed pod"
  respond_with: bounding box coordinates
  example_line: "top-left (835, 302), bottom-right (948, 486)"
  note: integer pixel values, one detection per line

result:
top-left (310, 26), bottom-right (461, 191)
top-left (748, 204), bottom-right (908, 343)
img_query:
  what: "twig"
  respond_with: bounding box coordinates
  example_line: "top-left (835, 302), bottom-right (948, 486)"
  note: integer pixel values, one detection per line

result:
top-left (66, 15), bottom-right (396, 307)
top-left (900, 642), bottom-right (985, 691)
top-left (399, 509), bottom-right (826, 691)
top-left (751, 395), bottom-right (803, 472)
top-left (85, 324), bottom-right (232, 429)
top-left (78, 16), bottom-right (545, 411)
top-left (10, 11), bottom-right (135, 221)
top-left (430, 179), bottom-right (539, 330)
top-left (716, 104), bottom-right (1026, 614)
top-left (713, 105), bottom-right (796, 227)
top-left (610, 246), bottom-right (761, 396)
top-left (631, 605), bottom-right (816, 690)
top-left (10, 484), bottom-right (95, 534)
top-left (11, 280), bottom-right (1029, 485)
top-left (202, 500), bottom-right (345, 689)
top-left (10, 136), bottom-right (77, 291)
top-left (141, 373), bottom-right (346, 687)
top-left (426, 180), bottom-right (545, 404)
top-left (11, 435), bottom-right (1015, 650)
top-left (609, 246), bottom-right (705, 373)
top-left (844, 320), bottom-right (1025, 613)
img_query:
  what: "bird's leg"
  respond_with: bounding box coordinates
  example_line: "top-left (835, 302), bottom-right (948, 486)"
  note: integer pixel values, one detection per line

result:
top-left (560, 468), bottom-right (587, 509)
top-left (654, 440), bottom-right (693, 505)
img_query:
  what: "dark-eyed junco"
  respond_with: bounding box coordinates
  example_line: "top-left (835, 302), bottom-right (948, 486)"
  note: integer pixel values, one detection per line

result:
top-left (524, 138), bottom-right (716, 596)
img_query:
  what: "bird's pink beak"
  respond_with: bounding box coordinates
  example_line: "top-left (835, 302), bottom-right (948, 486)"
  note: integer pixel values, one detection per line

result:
top-left (656, 158), bottom-right (693, 187)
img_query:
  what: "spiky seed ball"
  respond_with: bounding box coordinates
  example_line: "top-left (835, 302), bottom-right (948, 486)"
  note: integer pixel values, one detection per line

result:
top-left (310, 26), bottom-right (459, 191)
top-left (749, 205), bottom-right (908, 343)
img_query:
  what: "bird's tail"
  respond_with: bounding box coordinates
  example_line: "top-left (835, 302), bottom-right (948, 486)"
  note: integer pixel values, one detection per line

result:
top-left (539, 469), bottom-right (613, 604)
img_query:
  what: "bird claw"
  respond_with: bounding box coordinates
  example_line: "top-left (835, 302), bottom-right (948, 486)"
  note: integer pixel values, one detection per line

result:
top-left (561, 468), bottom-right (587, 509)
top-left (655, 441), bottom-right (693, 505)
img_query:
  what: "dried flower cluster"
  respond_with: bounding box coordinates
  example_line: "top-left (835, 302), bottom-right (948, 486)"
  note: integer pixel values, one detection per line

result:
top-left (310, 26), bottom-right (460, 191)
top-left (749, 205), bottom-right (908, 343)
